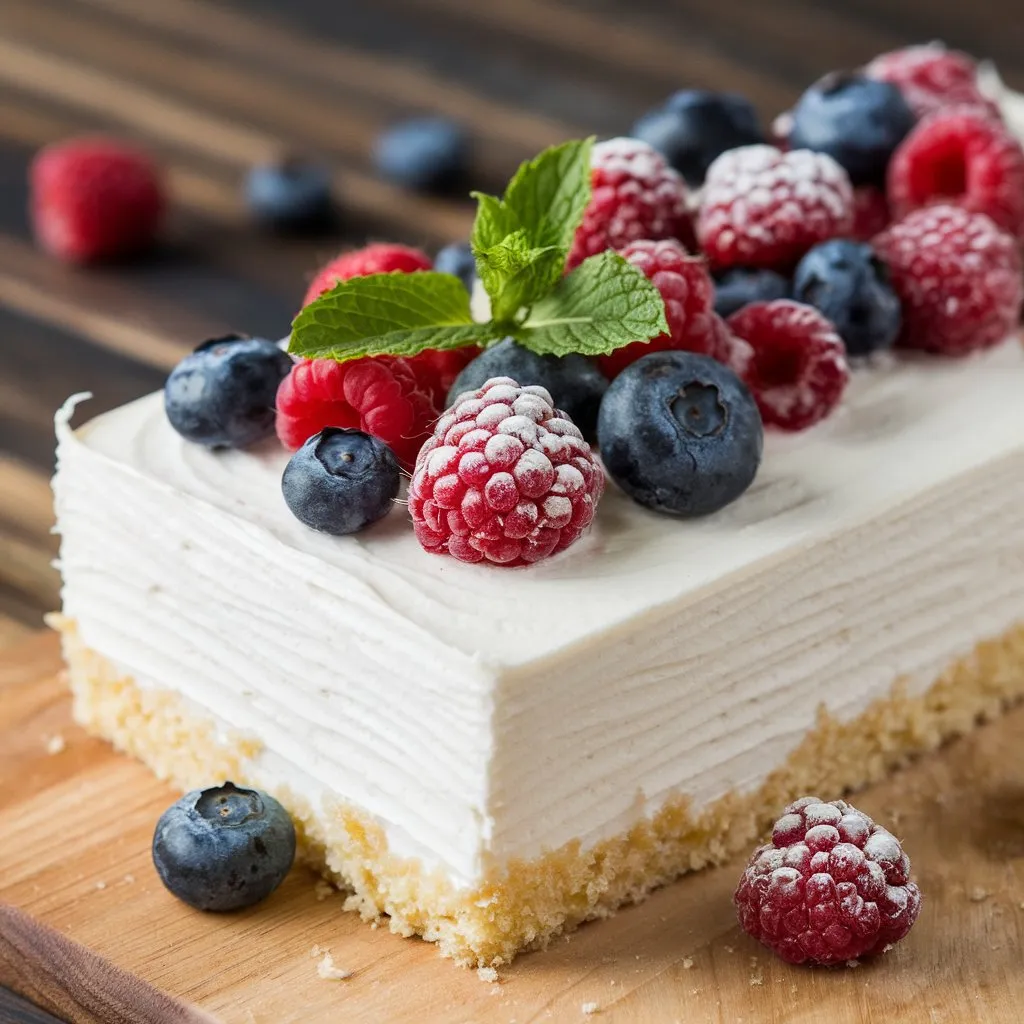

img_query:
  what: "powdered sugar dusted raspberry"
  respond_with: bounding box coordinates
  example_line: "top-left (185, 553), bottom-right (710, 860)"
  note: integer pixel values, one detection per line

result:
top-left (865, 43), bottom-right (998, 120)
top-left (597, 239), bottom-right (721, 378)
top-left (275, 356), bottom-right (438, 468)
top-left (698, 145), bottom-right (853, 271)
top-left (734, 796), bottom-right (921, 965)
top-left (567, 138), bottom-right (692, 270)
top-left (409, 377), bottom-right (603, 566)
top-left (888, 107), bottom-right (1024, 241)
top-left (726, 300), bottom-right (849, 431)
top-left (873, 204), bottom-right (1023, 355)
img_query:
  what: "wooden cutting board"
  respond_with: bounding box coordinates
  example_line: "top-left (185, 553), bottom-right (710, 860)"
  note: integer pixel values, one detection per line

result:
top-left (1, 632), bottom-right (1023, 1024)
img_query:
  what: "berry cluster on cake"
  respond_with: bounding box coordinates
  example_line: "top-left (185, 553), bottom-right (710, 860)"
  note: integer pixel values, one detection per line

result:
top-left (52, 43), bottom-right (1024, 967)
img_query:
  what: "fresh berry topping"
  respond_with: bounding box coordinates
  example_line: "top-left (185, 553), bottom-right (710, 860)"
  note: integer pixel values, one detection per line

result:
top-left (164, 335), bottom-right (293, 449)
top-left (448, 339), bottom-right (608, 442)
top-left (873, 205), bottom-right (1023, 356)
top-left (887, 107), bottom-right (1024, 241)
top-left (30, 137), bottom-right (164, 263)
top-left (301, 243), bottom-right (432, 307)
top-left (373, 117), bottom-right (469, 193)
top-left (713, 267), bottom-right (790, 319)
top-left (244, 158), bottom-right (333, 233)
top-left (726, 300), bottom-right (850, 431)
top-left (282, 428), bottom-right (400, 535)
top-left (597, 240), bottom-right (721, 378)
top-left (410, 347), bottom-right (481, 407)
top-left (409, 378), bottom-right (603, 566)
top-left (734, 796), bottom-right (921, 965)
top-left (275, 356), bottom-right (438, 468)
top-left (567, 138), bottom-right (692, 270)
top-left (789, 73), bottom-right (916, 187)
top-left (152, 782), bottom-right (295, 912)
top-left (630, 90), bottom-right (764, 187)
top-left (698, 145), bottom-right (854, 271)
top-left (598, 351), bottom-right (762, 517)
top-left (433, 240), bottom-right (477, 292)
top-left (792, 240), bottom-right (902, 357)
top-left (850, 186), bottom-right (891, 241)
top-left (865, 43), bottom-right (996, 120)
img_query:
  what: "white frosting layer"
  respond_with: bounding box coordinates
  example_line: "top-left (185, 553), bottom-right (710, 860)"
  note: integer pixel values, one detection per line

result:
top-left (54, 340), bottom-right (1024, 886)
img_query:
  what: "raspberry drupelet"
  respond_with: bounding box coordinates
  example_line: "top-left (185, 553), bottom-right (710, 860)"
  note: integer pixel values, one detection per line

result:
top-left (873, 204), bottom-right (1023, 356)
top-left (301, 243), bottom-right (432, 307)
top-left (567, 138), bottom-right (693, 270)
top-left (409, 378), bottom-right (604, 566)
top-left (698, 145), bottom-right (854, 272)
top-left (734, 796), bottom-right (921, 965)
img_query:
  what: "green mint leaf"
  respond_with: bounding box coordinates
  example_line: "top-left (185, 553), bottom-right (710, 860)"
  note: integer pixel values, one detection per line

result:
top-left (513, 251), bottom-right (668, 357)
top-left (475, 231), bottom-right (564, 322)
top-left (289, 271), bottom-right (497, 362)
top-left (470, 192), bottom-right (521, 254)
top-left (503, 137), bottom-right (594, 252)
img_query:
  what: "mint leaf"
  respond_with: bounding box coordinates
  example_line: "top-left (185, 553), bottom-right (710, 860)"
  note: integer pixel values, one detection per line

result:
top-left (475, 231), bottom-right (564, 322)
top-left (290, 271), bottom-right (498, 362)
top-left (513, 251), bottom-right (668, 357)
top-left (470, 192), bottom-right (521, 254)
top-left (503, 137), bottom-right (594, 252)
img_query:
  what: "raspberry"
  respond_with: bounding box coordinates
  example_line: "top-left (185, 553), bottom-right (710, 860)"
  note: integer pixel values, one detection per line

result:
top-left (301, 243), bottom-right (432, 307)
top-left (873, 205), bottom-right (1023, 356)
top-left (409, 378), bottom-right (604, 566)
top-left (597, 239), bottom-right (720, 378)
top-left (408, 347), bottom-right (481, 406)
top-left (850, 186), bottom-right (891, 241)
top-left (734, 796), bottom-right (921, 965)
top-left (865, 44), bottom-right (997, 120)
top-left (275, 357), bottom-right (438, 469)
top-left (567, 138), bottom-right (693, 270)
top-left (30, 137), bottom-right (163, 263)
top-left (887, 108), bottom-right (1024, 241)
top-left (698, 145), bottom-right (853, 272)
top-left (726, 300), bottom-right (849, 431)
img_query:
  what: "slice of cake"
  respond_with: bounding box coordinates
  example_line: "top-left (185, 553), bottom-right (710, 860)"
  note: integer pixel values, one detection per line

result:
top-left (52, 52), bottom-right (1024, 967)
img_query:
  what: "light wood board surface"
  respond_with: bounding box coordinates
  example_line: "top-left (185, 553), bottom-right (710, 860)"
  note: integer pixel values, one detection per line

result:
top-left (1, 632), bottom-right (1023, 1024)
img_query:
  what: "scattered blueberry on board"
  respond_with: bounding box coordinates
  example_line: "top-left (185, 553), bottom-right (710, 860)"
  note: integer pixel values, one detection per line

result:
top-left (374, 117), bottom-right (469, 193)
top-left (447, 338), bottom-right (609, 442)
top-left (433, 240), bottom-right (477, 293)
top-left (792, 240), bottom-right (902, 356)
top-left (282, 428), bottom-right (401, 535)
top-left (789, 73), bottom-right (916, 187)
top-left (713, 268), bottom-right (790, 319)
top-left (598, 351), bottom-right (763, 517)
top-left (152, 782), bottom-right (295, 912)
top-left (165, 335), bottom-right (293, 449)
top-left (631, 90), bottom-right (764, 186)
top-left (244, 158), bottom-right (334, 233)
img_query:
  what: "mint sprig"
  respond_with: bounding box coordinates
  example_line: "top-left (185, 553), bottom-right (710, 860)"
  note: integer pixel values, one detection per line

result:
top-left (290, 137), bottom-right (667, 364)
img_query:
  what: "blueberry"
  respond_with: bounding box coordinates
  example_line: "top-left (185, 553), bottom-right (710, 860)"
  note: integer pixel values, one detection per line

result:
top-left (165, 335), bottom-right (293, 449)
top-left (282, 428), bottom-right (400, 535)
top-left (598, 351), bottom-right (762, 517)
top-left (152, 782), bottom-right (295, 912)
top-left (448, 339), bottom-right (608, 442)
top-left (631, 91), bottom-right (763, 186)
top-left (374, 117), bottom-right (469, 193)
top-left (789, 73), bottom-right (916, 186)
top-left (792, 240), bottom-right (901, 357)
top-left (713, 268), bottom-right (790, 319)
top-left (434, 241), bottom-right (476, 293)
top-left (244, 158), bottom-right (334, 233)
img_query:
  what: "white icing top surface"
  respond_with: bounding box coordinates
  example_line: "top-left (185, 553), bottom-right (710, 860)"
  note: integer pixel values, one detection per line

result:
top-left (67, 341), bottom-right (1024, 669)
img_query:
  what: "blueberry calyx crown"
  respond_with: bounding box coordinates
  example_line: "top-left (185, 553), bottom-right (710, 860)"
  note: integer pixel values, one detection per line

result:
top-left (194, 782), bottom-right (264, 827)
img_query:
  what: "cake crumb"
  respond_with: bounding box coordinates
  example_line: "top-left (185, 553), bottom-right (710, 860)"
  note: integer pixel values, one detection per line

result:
top-left (123, 874), bottom-right (135, 884)
top-left (682, 957), bottom-right (694, 970)
top-left (969, 887), bottom-right (990, 902)
top-left (846, 960), bottom-right (860, 969)
top-left (581, 1002), bottom-right (599, 1015)
top-left (477, 966), bottom-right (499, 984)
top-left (45, 734), bottom-right (66, 755)
top-left (316, 951), bottom-right (351, 981)
top-left (314, 880), bottom-right (336, 901)
top-left (749, 961), bottom-right (764, 986)
top-left (723, 945), bottom-right (734, 954)
top-left (94, 881), bottom-right (106, 890)
top-left (309, 943), bottom-right (326, 959)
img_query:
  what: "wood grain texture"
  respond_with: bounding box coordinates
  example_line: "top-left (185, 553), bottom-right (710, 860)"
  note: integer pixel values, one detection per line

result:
top-left (1, 633), bottom-right (1023, 1023)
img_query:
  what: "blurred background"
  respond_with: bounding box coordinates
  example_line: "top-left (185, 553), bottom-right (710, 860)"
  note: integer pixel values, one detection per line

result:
top-left (0, 0), bottom-right (1021, 646)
